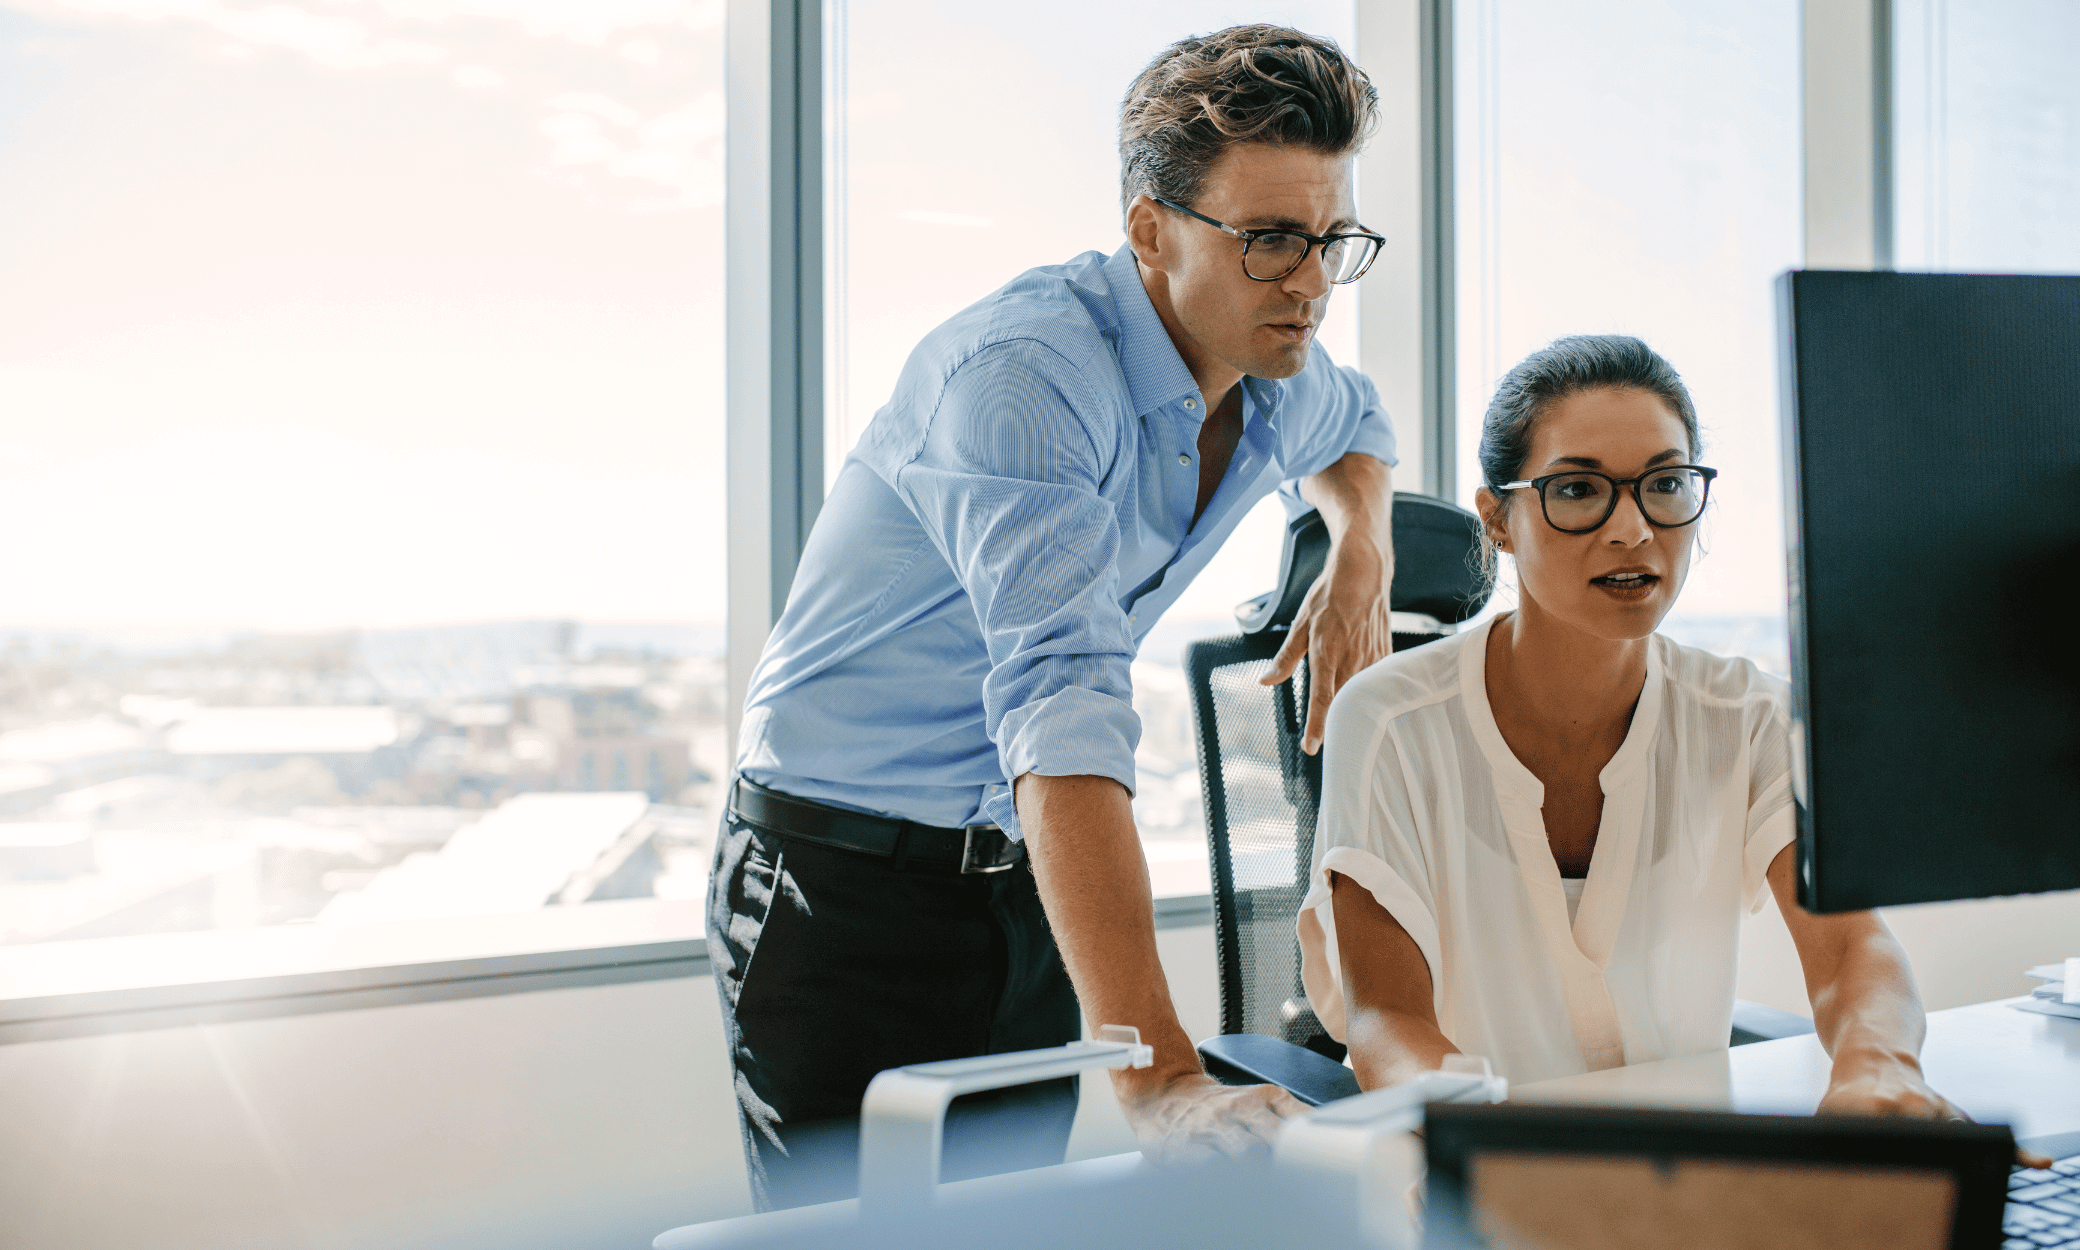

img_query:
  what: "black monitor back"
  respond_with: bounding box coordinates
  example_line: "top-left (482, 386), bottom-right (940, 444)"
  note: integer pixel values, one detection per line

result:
top-left (1778, 270), bottom-right (2080, 911)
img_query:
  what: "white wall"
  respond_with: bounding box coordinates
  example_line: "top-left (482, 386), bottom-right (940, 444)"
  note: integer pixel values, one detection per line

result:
top-left (0, 926), bottom-right (1219, 1250)
top-left (1737, 888), bottom-right (2080, 1017)
top-left (0, 975), bottom-right (739, 1250)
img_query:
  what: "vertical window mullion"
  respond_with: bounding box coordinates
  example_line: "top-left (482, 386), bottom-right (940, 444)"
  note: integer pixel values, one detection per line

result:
top-left (1355, 0), bottom-right (1456, 501)
top-left (726, 0), bottom-right (824, 754)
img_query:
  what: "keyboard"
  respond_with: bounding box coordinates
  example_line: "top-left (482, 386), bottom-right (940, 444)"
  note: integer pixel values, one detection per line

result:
top-left (2005, 1153), bottom-right (2080, 1248)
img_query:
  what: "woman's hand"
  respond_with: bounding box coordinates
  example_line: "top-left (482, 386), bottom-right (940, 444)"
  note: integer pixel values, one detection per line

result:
top-left (1817, 1048), bottom-right (1963, 1120)
top-left (1820, 1050), bottom-right (2055, 1167)
top-left (1774, 851), bottom-right (2059, 1170)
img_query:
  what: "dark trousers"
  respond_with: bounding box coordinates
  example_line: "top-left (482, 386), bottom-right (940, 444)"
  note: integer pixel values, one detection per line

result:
top-left (707, 810), bottom-right (1082, 1212)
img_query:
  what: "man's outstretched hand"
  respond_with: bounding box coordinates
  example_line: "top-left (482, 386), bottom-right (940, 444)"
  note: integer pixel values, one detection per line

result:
top-left (1121, 1070), bottom-right (1306, 1164)
top-left (1261, 533), bottom-right (1395, 754)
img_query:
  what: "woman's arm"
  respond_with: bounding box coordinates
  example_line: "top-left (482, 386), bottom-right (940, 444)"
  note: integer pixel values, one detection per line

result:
top-left (1769, 844), bottom-right (2053, 1164)
top-left (1765, 844), bottom-right (1957, 1117)
top-left (1331, 871), bottom-right (1459, 1089)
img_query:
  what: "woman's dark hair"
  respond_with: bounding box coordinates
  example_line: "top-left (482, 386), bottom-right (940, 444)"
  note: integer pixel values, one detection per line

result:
top-left (1475, 335), bottom-right (1703, 583)
top-left (1119, 25), bottom-right (1377, 218)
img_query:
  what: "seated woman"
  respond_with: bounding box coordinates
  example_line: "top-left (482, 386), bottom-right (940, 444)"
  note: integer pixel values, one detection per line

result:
top-left (1297, 334), bottom-right (1962, 1119)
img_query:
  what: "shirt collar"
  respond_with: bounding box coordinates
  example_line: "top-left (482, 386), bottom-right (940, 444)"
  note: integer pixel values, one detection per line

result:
top-left (1241, 373), bottom-right (1287, 427)
top-left (1103, 243), bottom-right (1250, 419)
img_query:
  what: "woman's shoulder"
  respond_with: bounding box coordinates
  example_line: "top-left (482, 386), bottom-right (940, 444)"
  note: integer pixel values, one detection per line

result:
top-left (1652, 633), bottom-right (1791, 721)
top-left (1328, 626), bottom-right (1472, 727)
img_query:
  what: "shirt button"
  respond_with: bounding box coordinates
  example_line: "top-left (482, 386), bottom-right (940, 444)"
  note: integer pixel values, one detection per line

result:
top-left (1183, 399), bottom-right (1196, 410)
top-left (1128, 614), bottom-right (1138, 626)
top-left (1178, 453), bottom-right (1191, 465)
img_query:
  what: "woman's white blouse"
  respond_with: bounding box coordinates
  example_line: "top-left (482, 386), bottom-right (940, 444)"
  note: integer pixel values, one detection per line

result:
top-left (1297, 617), bottom-right (1796, 1086)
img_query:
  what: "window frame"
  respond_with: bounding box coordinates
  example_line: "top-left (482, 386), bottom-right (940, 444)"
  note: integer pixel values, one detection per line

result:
top-left (2, 0), bottom-right (1897, 1033)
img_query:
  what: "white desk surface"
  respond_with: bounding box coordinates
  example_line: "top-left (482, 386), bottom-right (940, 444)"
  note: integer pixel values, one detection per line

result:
top-left (657, 998), bottom-right (2080, 1246)
top-left (1513, 997), bottom-right (2080, 1145)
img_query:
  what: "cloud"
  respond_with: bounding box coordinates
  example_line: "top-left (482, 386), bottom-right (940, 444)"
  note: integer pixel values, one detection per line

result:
top-left (449, 61), bottom-right (505, 90)
top-left (12, 0), bottom-right (725, 211)
top-left (13, 0), bottom-right (721, 44)
top-left (538, 89), bottom-right (723, 211)
top-left (897, 210), bottom-right (997, 229)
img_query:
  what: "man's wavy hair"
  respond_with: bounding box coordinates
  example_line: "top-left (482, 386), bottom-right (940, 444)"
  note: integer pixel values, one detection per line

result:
top-left (1119, 25), bottom-right (1378, 219)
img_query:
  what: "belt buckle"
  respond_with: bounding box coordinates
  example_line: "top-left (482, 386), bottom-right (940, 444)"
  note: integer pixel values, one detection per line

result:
top-left (960, 826), bottom-right (1017, 874)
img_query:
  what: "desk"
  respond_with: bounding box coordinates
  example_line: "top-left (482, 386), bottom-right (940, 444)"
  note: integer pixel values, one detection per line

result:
top-left (656, 998), bottom-right (2080, 1248)
top-left (1513, 997), bottom-right (2080, 1151)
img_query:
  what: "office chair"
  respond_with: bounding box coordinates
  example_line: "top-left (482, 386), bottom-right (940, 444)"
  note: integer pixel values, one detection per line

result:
top-left (1186, 496), bottom-right (1813, 1107)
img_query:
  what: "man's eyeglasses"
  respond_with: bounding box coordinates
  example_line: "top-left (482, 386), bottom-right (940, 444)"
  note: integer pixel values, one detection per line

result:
top-left (1152, 196), bottom-right (1384, 285)
top-left (1494, 465), bottom-right (1718, 534)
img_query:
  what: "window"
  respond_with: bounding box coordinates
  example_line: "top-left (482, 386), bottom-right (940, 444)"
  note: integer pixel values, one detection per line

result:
top-left (1452, 0), bottom-right (1803, 672)
top-left (827, 1), bottom-right (1355, 893)
top-left (0, 1), bottom-right (727, 944)
top-left (1894, 0), bottom-right (2080, 274)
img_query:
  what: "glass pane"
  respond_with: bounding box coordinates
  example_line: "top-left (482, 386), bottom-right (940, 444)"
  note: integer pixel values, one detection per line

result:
top-left (1453, 0), bottom-right (1802, 671)
top-left (829, 3), bottom-right (1357, 893)
top-left (0, 3), bottom-right (727, 943)
top-left (1894, 0), bottom-right (2080, 273)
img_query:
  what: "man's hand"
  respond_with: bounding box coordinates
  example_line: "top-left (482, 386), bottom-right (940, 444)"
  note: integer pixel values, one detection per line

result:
top-left (1261, 535), bottom-right (1394, 754)
top-left (1017, 773), bottom-right (1308, 1165)
top-left (1263, 452), bottom-right (1396, 754)
top-left (1122, 1072), bottom-right (1305, 1163)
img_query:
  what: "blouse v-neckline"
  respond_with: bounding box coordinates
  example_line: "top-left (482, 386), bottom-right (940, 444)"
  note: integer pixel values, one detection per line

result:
top-left (1458, 615), bottom-right (1668, 1070)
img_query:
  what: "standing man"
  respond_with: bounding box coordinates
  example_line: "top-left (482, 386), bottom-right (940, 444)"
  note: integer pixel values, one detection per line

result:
top-left (710, 24), bottom-right (1400, 1210)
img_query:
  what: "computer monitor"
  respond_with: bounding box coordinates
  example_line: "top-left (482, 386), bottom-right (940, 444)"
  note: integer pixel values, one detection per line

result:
top-left (1778, 270), bottom-right (2080, 912)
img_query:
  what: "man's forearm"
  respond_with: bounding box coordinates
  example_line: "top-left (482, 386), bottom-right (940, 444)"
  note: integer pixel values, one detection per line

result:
top-left (1015, 772), bottom-right (1199, 1101)
top-left (1299, 451), bottom-right (1394, 563)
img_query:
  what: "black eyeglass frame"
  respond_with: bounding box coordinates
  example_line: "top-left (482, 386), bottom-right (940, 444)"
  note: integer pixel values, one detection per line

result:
top-left (1494, 464), bottom-right (1719, 534)
top-left (1150, 196), bottom-right (1385, 284)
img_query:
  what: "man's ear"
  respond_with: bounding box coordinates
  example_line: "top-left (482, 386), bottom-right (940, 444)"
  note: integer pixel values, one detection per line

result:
top-left (1125, 195), bottom-right (1167, 272)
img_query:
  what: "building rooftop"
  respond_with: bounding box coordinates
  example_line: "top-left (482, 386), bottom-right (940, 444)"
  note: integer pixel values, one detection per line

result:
top-left (165, 707), bottom-right (401, 756)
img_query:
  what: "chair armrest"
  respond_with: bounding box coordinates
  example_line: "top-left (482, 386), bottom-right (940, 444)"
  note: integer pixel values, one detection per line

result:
top-left (1198, 1034), bottom-right (1361, 1106)
top-left (1730, 999), bottom-right (1816, 1046)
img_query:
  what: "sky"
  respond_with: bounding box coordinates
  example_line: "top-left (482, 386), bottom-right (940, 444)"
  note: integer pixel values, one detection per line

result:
top-left (1, 0), bottom-right (2063, 639)
top-left (0, 0), bottom-right (729, 630)
top-left (1451, 0), bottom-right (1804, 623)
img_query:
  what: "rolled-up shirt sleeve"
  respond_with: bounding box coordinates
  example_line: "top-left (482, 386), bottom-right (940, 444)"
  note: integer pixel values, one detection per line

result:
top-left (885, 339), bottom-right (1140, 839)
top-left (1296, 675), bottom-right (1439, 1042)
top-left (1273, 349), bottom-right (1399, 487)
top-left (1742, 687), bottom-right (1798, 913)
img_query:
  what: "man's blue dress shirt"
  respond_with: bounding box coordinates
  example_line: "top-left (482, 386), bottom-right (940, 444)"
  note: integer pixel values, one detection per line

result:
top-left (737, 244), bottom-right (1396, 839)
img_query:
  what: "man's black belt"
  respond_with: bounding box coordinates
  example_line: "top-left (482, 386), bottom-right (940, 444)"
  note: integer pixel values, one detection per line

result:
top-left (729, 777), bottom-right (1024, 875)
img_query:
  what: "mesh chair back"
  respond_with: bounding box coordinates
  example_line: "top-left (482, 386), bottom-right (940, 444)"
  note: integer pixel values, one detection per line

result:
top-left (1188, 493), bottom-right (1487, 1058)
top-left (1188, 635), bottom-right (1325, 1046)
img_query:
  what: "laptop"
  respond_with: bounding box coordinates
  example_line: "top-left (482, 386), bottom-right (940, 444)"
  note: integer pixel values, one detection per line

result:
top-left (1423, 1103), bottom-right (2019, 1250)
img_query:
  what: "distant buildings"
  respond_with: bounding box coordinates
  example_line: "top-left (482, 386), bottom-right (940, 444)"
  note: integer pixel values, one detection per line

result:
top-left (0, 622), bottom-right (730, 944)
top-left (0, 716), bottom-right (166, 816)
top-left (316, 791), bottom-right (664, 925)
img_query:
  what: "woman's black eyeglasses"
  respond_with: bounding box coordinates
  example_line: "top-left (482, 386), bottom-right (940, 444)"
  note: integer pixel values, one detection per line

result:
top-left (1495, 465), bottom-right (1718, 534)
top-left (1151, 196), bottom-right (1384, 284)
